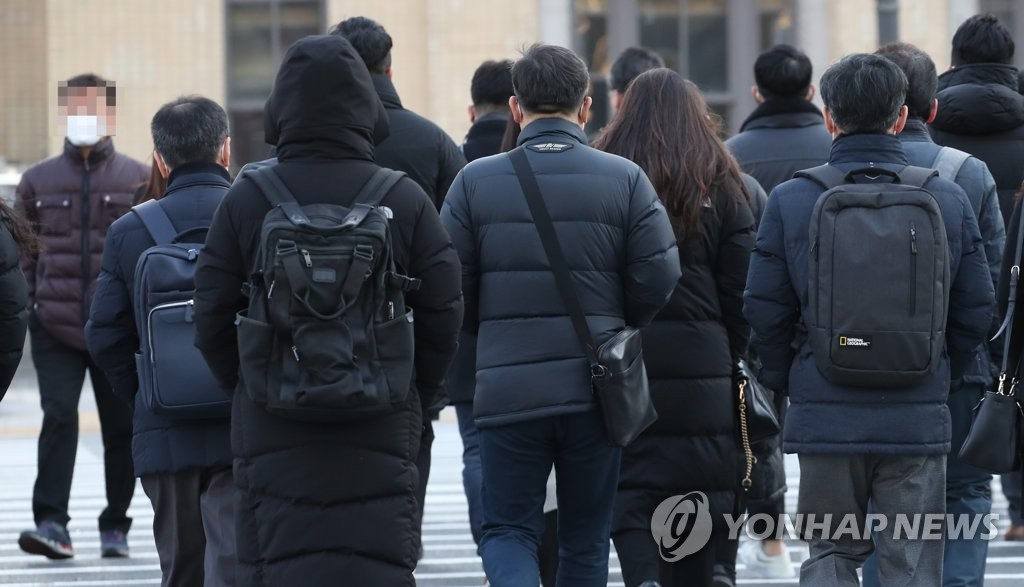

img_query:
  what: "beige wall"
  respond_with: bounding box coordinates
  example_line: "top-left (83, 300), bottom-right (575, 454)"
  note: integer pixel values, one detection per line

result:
top-left (0, 1), bottom-right (48, 166)
top-left (326, 0), bottom-right (540, 146)
top-left (43, 0), bottom-right (226, 165)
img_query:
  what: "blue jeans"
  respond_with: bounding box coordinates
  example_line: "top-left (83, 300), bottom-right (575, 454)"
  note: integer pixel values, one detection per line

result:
top-left (455, 403), bottom-right (484, 547)
top-left (863, 384), bottom-right (992, 587)
top-left (479, 410), bottom-right (620, 587)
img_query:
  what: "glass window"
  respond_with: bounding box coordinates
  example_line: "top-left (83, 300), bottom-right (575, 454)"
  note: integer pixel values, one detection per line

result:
top-left (226, 0), bottom-right (321, 168)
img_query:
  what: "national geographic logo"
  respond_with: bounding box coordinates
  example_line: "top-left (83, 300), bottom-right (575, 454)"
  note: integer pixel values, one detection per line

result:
top-left (839, 335), bottom-right (872, 349)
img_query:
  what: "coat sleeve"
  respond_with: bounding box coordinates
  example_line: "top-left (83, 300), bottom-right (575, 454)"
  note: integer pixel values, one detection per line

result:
top-left (440, 170), bottom-right (478, 335)
top-left (743, 193), bottom-right (799, 392)
top-left (0, 230), bottom-right (28, 401)
top-left (85, 229), bottom-right (138, 403)
top-left (623, 169), bottom-right (681, 327)
top-left (741, 173), bottom-right (768, 228)
top-left (193, 197), bottom-right (248, 392)
top-left (999, 199), bottom-right (1024, 371)
top-left (975, 165), bottom-right (1006, 374)
top-left (947, 198), bottom-right (995, 380)
top-left (434, 134), bottom-right (467, 211)
top-left (405, 189), bottom-right (464, 412)
top-left (13, 177), bottom-right (38, 308)
top-left (715, 194), bottom-right (756, 363)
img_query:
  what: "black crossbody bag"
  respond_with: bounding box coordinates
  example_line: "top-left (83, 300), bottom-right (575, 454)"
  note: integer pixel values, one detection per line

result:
top-left (508, 147), bottom-right (657, 447)
top-left (959, 202), bottom-right (1024, 473)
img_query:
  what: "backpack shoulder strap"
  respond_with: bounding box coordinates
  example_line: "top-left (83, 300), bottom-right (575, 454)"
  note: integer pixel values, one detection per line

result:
top-left (132, 200), bottom-right (178, 246)
top-left (243, 166), bottom-right (309, 227)
top-left (794, 165), bottom-right (848, 191)
top-left (897, 165), bottom-right (939, 188)
top-left (340, 168), bottom-right (407, 228)
top-left (932, 146), bottom-right (971, 181)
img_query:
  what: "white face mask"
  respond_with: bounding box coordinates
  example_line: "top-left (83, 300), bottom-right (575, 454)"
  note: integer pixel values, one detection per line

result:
top-left (66, 115), bottom-right (104, 147)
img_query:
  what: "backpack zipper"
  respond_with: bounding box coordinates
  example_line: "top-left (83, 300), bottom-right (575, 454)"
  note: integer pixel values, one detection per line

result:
top-left (909, 224), bottom-right (918, 315)
top-left (146, 300), bottom-right (194, 358)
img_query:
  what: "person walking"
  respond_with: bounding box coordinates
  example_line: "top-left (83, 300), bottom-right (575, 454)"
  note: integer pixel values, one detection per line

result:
top-left (0, 198), bottom-right (31, 400)
top-left (86, 96), bottom-right (237, 586)
top-left (15, 73), bottom-right (147, 560)
top-left (594, 68), bottom-right (754, 587)
top-left (193, 35), bottom-right (462, 586)
top-left (441, 43), bottom-right (680, 587)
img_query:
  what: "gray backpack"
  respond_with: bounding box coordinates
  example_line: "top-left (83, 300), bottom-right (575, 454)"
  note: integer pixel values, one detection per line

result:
top-left (796, 164), bottom-right (951, 388)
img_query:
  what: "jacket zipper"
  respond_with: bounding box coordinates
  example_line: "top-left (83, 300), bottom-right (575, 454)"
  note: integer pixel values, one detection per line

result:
top-left (80, 159), bottom-right (91, 325)
top-left (909, 224), bottom-right (918, 315)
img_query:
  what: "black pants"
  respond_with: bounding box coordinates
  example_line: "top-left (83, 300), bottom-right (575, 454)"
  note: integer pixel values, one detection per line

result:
top-left (30, 317), bottom-right (134, 532)
top-left (615, 528), bottom-right (716, 587)
top-left (414, 417), bottom-right (435, 553)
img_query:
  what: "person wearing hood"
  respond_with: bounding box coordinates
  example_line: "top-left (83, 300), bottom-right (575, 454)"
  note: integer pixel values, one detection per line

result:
top-left (192, 35), bottom-right (463, 586)
top-left (930, 13), bottom-right (1024, 227)
top-left (14, 73), bottom-right (147, 561)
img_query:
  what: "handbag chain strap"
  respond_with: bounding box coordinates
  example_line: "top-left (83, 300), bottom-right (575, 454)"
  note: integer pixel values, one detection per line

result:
top-left (508, 147), bottom-right (603, 376)
top-left (996, 201), bottom-right (1024, 396)
top-left (737, 379), bottom-right (754, 491)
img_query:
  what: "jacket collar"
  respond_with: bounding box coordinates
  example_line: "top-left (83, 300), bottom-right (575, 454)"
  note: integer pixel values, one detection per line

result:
top-left (739, 98), bottom-right (823, 132)
top-left (897, 118), bottom-right (935, 144)
top-left (828, 133), bottom-right (909, 167)
top-left (163, 162), bottom-right (231, 199)
top-left (466, 111), bottom-right (508, 137)
top-left (517, 118), bottom-right (588, 147)
top-left (371, 73), bottom-right (403, 110)
top-left (62, 136), bottom-right (115, 167)
top-left (937, 62), bottom-right (1020, 92)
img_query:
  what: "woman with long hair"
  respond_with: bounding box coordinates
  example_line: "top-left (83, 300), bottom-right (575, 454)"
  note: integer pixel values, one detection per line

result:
top-left (0, 197), bottom-right (35, 400)
top-left (593, 68), bottom-right (755, 587)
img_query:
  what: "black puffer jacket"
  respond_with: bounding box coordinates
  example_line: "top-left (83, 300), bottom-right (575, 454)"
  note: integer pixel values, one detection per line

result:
top-left (372, 74), bottom-right (466, 211)
top-left (614, 185), bottom-right (754, 535)
top-left (0, 216), bottom-right (28, 399)
top-left (441, 118), bottom-right (680, 427)
top-left (193, 36), bottom-right (463, 587)
top-left (931, 63), bottom-right (1024, 226)
top-left (86, 163), bottom-right (232, 477)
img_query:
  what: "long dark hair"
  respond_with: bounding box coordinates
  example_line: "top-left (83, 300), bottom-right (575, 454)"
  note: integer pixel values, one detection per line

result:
top-left (500, 114), bottom-right (521, 153)
top-left (593, 68), bottom-right (747, 241)
top-left (0, 199), bottom-right (38, 254)
top-left (135, 157), bottom-right (167, 204)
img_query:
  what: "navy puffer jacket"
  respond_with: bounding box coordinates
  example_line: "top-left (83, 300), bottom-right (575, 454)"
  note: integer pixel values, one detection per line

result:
top-left (441, 118), bottom-right (680, 428)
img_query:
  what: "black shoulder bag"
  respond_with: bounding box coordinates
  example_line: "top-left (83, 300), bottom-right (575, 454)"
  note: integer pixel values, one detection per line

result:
top-left (959, 203), bottom-right (1024, 473)
top-left (508, 147), bottom-right (657, 447)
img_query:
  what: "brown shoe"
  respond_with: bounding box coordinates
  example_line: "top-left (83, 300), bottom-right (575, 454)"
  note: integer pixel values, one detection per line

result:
top-left (1006, 524), bottom-right (1024, 541)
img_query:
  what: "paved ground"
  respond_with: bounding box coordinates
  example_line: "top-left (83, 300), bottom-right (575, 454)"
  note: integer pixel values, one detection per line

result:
top-left (1, 356), bottom-right (1024, 585)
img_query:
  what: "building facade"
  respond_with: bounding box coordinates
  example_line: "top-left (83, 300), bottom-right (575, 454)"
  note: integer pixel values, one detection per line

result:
top-left (1, 0), bottom-right (1021, 171)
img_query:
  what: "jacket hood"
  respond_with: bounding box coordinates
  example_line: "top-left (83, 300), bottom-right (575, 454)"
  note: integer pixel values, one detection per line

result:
top-left (933, 63), bottom-right (1024, 135)
top-left (264, 35), bottom-right (389, 160)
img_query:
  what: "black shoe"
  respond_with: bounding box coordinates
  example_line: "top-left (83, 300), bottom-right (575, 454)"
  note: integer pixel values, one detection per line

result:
top-left (100, 530), bottom-right (129, 558)
top-left (18, 521), bottom-right (73, 559)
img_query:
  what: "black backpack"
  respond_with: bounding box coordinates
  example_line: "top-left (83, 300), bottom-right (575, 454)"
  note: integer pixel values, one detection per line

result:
top-left (796, 164), bottom-right (951, 388)
top-left (132, 200), bottom-right (230, 418)
top-left (234, 166), bottom-right (419, 421)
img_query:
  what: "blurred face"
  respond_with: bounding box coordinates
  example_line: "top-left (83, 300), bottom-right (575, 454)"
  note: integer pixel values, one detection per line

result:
top-left (58, 82), bottom-right (116, 147)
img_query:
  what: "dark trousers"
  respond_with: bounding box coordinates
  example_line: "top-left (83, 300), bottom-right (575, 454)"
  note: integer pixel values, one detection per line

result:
top-left (141, 468), bottom-right (237, 587)
top-left (30, 317), bottom-right (134, 532)
top-left (797, 453), bottom-right (945, 587)
top-left (1004, 471), bottom-right (1023, 525)
top-left (455, 403), bottom-right (484, 546)
top-left (414, 416), bottom-right (434, 554)
top-left (479, 410), bottom-right (620, 587)
top-left (615, 528), bottom-right (716, 587)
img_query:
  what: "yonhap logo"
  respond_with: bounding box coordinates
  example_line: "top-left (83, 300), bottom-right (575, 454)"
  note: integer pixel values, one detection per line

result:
top-left (650, 491), bottom-right (713, 562)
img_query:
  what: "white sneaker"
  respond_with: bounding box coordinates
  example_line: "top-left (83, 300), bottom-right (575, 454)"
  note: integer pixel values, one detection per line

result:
top-left (738, 539), bottom-right (796, 579)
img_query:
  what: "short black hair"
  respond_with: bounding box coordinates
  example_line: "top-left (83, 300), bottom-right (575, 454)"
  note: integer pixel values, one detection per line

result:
top-left (610, 47), bottom-right (664, 94)
top-left (512, 44), bottom-right (590, 115)
top-left (63, 73), bottom-right (115, 106)
top-left (951, 13), bottom-right (1015, 66)
top-left (876, 42), bottom-right (936, 121)
top-left (471, 60), bottom-right (514, 108)
top-left (819, 53), bottom-right (907, 134)
top-left (329, 16), bottom-right (392, 74)
top-left (151, 96), bottom-right (229, 169)
top-left (754, 44), bottom-right (813, 99)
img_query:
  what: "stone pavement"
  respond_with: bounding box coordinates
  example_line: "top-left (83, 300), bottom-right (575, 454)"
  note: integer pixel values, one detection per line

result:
top-left (1, 357), bottom-right (1023, 585)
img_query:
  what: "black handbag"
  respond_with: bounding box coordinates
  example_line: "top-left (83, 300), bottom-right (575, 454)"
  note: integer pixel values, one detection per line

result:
top-left (735, 359), bottom-right (781, 490)
top-left (509, 147), bottom-right (657, 448)
top-left (958, 201), bottom-right (1024, 473)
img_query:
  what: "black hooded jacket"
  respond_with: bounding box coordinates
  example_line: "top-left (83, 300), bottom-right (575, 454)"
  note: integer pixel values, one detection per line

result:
top-left (931, 63), bottom-right (1024, 225)
top-left (0, 218), bottom-right (27, 400)
top-left (192, 35), bottom-right (463, 587)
